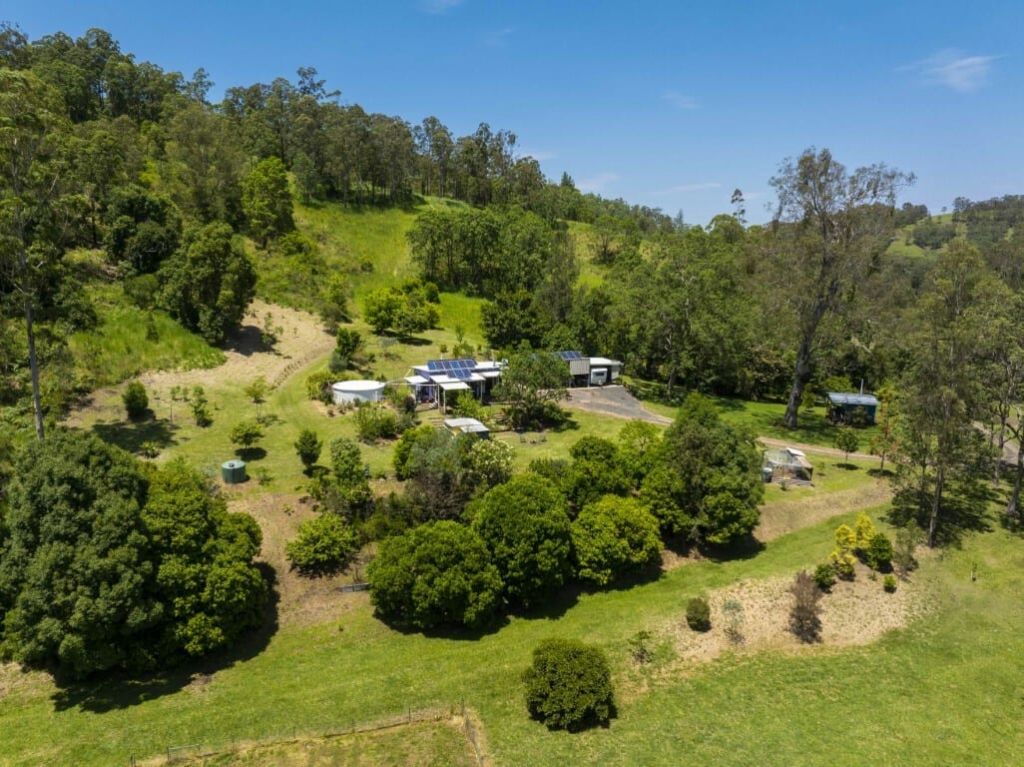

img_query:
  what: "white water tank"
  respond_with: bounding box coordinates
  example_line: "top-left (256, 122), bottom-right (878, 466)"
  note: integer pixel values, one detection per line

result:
top-left (331, 380), bottom-right (386, 405)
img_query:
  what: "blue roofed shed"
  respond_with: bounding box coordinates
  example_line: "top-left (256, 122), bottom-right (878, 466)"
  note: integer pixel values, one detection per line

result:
top-left (826, 392), bottom-right (879, 425)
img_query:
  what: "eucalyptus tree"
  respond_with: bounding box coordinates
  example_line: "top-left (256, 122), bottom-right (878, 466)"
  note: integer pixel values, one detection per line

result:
top-left (768, 148), bottom-right (913, 428)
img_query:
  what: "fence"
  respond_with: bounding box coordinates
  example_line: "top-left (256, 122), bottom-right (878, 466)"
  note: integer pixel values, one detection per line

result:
top-left (128, 702), bottom-right (490, 766)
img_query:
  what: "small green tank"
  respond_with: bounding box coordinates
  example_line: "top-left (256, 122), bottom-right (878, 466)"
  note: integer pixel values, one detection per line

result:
top-left (221, 459), bottom-right (247, 484)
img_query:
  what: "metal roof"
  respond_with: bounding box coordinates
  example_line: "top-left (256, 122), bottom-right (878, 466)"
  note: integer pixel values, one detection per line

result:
top-left (827, 392), bottom-right (879, 407)
top-left (557, 350), bottom-right (583, 361)
top-left (443, 417), bottom-right (489, 433)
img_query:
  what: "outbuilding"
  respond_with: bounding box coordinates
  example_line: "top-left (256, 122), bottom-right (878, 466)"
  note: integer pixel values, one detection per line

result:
top-left (826, 392), bottom-right (879, 425)
top-left (558, 351), bottom-right (624, 387)
top-left (763, 447), bottom-right (814, 483)
top-left (331, 379), bottom-right (386, 405)
top-left (443, 417), bottom-right (490, 438)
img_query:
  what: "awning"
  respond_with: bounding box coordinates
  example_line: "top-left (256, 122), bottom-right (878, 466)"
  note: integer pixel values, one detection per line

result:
top-left (439, 381), bottom-right (471, 392)
top-left (404, 375), bottom-right (430, 385)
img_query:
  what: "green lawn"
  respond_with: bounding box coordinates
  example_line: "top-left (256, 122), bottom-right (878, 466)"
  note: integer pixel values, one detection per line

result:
top-left (2, 508), bottom-right (1020, 767)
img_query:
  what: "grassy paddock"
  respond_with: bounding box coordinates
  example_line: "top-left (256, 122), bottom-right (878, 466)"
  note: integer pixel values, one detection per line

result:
top-left (2, 510), bottom-right (1021, 766)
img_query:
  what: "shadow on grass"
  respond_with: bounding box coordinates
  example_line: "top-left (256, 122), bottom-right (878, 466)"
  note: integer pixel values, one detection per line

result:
top-left (92, 418), bottom-right (179, 455)
top-left (50, 563), bottom-right (280, 713)
top-left (236, 447), bottom-right (267, 462)
top-left (867, 467), bottom-right (894, 479)
top-left (835, 462), bottom-right (860, 471)
top-left (699, 533), bottom-right (766, 563)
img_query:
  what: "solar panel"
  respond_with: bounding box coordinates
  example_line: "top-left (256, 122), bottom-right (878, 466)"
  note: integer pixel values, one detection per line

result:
top-left (427, 360), bottom-right (442, 371)
top-left (557, 351), bottom-right (582, 361)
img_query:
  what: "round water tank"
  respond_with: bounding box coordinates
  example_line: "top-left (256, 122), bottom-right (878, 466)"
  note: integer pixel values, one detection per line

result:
top-left (331, 379), bottom-right (386, 405)
top-left (221, 459), bottom-right (247, 484)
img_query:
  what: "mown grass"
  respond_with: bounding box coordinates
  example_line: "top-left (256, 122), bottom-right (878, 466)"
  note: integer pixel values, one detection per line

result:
top-left (69, 284), bottom-right (225, 388)
top-left (2, 507), bottom-right (1021, 767)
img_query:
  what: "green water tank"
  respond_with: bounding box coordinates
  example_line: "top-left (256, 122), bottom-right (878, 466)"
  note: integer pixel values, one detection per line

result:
top-left (221, 459), bottom-right (247, 484)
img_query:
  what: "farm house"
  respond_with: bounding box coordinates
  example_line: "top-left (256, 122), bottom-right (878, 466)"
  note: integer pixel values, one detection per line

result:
top-left (404, 358), bottom-right (504, 412)
top-left (762, 447), bottom-right (814, 483)
top-left (826, 392), bottom-right (879, 425)
top-left (557, 351), bottom-right (624, 386)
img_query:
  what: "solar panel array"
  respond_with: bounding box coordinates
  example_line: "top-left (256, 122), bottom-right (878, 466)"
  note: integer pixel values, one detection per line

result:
top-left (425, 358), bottom-right (478, 379)
top-left (557, 350), bottom-right (583, 361)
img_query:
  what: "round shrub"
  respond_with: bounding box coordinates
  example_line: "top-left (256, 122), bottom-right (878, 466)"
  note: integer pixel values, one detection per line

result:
top-left (366, 521), bottom-right (503, 630)
top-left (571, 496), bottom-right (662, 586)
top-left (685, 597), bottom-right (711, 632)
top-left (471, 475), bottom-right (573, 608)
top-left (122, 380), bottom-right (149, 420)
top-left (883, 574), bottom-right (898, 593)
top-left (286, 514), bottom-right (360, 575)
top-left (523, 638), bottom-right (615, 731)
top-left (813, 563), bottom-right (837, 591)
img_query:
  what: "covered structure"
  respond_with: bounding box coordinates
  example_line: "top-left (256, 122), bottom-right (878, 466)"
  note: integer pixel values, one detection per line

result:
top-left (331, 379), bottom-right (386, 405)
top-left (405, 358), bottom-right (505, 411)
top-left (557, 351), bottom-right (624, 387)
top-left (826, 392), bottom-right (879, 425)
top-left (443, 417), bottom-right (490, 438)
top-left (763, 447), bottom-right (814, 484)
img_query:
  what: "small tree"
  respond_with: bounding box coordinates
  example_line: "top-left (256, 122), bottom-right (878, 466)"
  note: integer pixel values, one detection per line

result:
top-left (122, 381), bottom-right (149, 420)
top-left (789, 570), bottom-right (823, 643)
top-left (834, 427), bottom-right (860, 463)
top-left (294, 429), bottom-right (322, 474)
top-left (286, 514), bottom-right (360, 575)
top-left (893, 527), bottom-right (918, 576)
top-left (571, 496), bottom-right (662, 586)
top-left (523, 639), bottom-right (615, 731)
top-left (241, 155), bottom-right (294, 247)
top-left (230, 419), bottom-right (264, 456)
top-left (864, 532), bottom-right (894, 572)
top-left (329, 327), bottom-right (363, 372)
top-left (494, 350), bottom-right (569, 430)
top-left (191, 385), bottom-right (212, 426)
top-left (829, 523), bottom-right (857, 579)
top-left (685, 597), bottom-right (711, 632)
top-left (628, 630), bottom-right (654, 664)
top-left (244, 376), bottom-right (270, 417)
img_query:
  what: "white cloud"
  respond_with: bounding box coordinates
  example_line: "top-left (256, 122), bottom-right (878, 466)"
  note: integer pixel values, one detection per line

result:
top-left (903, 49), bottom-right (997, 93)
top-left (578, 172), bottom-right (619, 193)
top-left (663, 90), bottom-right (699, 110)
top-left (420, 0), bottom-right (465, 14)
top-left (655, 182), bottom-right (721, 195)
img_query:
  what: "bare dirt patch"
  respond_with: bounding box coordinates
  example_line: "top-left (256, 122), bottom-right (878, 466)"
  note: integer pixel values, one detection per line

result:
top-left (756, 479), bottom-right (893, 541)
top-left (232, 491), bottom-right (371, 628)
top-left (632, 562), bottom-right (930, 698)
top-left (564, 385), bottom-right (672, 424)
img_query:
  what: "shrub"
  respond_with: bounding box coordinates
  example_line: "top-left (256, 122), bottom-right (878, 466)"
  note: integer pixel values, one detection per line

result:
top-left (833, 427), bottom-right (860, 460)
top-left (883, 574), bottom-right (898, 593)
top-left (355, 403), bottom-right (401, 442)
top-left (813, 563), bottom-right (837, 591)
top-left (853, 512), bottom-right (877, 551)
top-left (789, 570), bottom-right (823, 643)
top-left (294, 429), bottom-right (322, 473)
top-left (865, 532), bottom-right (894, 572)
top-left (393, 424), bottom-right (435, 480)
top-left (571, 496), bottom-right (662, 586)
top-left (191, 385), bottom-right (212, 426)
top-left (461, 438), bottom-right (515, 490)
top-left (306, 369), bottom-right (334, 403)
top-left (523, 639), bottom-right (615, 731)
top-left (122, 380), bottom-right (149, 420)
top-left (685, 597), bottom-right (711, 632)
top-left (471, 475), bottom-right (573, 608)
top-left (286, 514), bottom-right (360, 575)
top-left (893, 527), bottom-right (918, 575)
top-left (230, 419), bottom-right (264, 452)
top-left (366, 521), bottom-right (503, 629)
top-left (829, 523), bottom-right (857, 580)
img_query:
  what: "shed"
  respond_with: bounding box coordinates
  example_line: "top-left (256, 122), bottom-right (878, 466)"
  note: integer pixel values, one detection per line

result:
top-left (332, 380), bottom-right (386, 405)
top-left (557, 351), bottom-right (624, 387)
top-left (763, 448), bottom-right (813, 483)
top-left (443, 417), bottom-right (490, 438)
top-left (826, 392), bottom-right (879, 425)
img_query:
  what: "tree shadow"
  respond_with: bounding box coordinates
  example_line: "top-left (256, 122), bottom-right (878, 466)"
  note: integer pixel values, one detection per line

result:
top-left (221, 324), bottom-right (266, 357)
top-left (50, 563), bottom-right (280, 713)
top-left (236, 447), bottom-right (267, 462)
top-left (513, 583), bottom-right (583, 622)
top-left (92, 418), bottom-right (179, 455)
top-left (835, 462), bottom-right (860, 471)
top-left (699, 533), bottom-right (766, 563)
top-left (867, 467), bottom-right (894, 479)
top-left (382, 612), bottom-right (511, 641)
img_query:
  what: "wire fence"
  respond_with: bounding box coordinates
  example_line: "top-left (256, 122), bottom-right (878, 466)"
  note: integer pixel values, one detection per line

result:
top-left (127, 701), bottom-right (490, 766)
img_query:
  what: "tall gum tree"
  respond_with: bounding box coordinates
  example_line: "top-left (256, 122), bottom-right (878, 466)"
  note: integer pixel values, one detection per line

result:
top-left (0, 71), bottom-right (71, 440)
top-left (768, 148), bottom-right (912, 429)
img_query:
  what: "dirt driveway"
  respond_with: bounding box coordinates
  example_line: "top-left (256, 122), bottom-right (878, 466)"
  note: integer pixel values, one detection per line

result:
top-left (565, 385), bottom-right (672, 425)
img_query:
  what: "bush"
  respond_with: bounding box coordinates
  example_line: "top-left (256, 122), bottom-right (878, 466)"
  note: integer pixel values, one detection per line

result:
top-left (813, 562), bottom-right (837, 591)
top-left (883, 574), bottom-right (898, 593)
top-left (393, 424), bottom-right (435, 480)
top-left (685, 597), bottom-right (711, 632)
top-left (366, 521), bottom-right (503, 629)
top-left (190, 385), bottom-right (212, 426)
top-left (122, 380), bottom-right (149, 420)
top-left (306, 369), bottom-right (335, 403)
top-left (833, 426), bottom-right (860, 459)
top-left (865, 531), bottom-right (894, 572)
top-left (571, 496), bottom-right (662, 586)
top-left (829, 523), bottom-right (857, 580)
top-left (523, 639), bottom-right (615, 731)
top-left (355, 403), bottom-right (401, 442)
top-left (286, 514), bottom-right (360, 575)
top-left (294, 429), bottom-right (322, 473)
top-left (789, 570), bottom-right (823, 643)
top-left (230, 419), bottom-right (264, 452)
top-left (471, 475), bottom-right (572, 608)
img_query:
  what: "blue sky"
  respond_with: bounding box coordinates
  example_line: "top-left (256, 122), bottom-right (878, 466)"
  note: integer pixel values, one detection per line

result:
top-left (5, 0), bottom-right (1022, 224)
